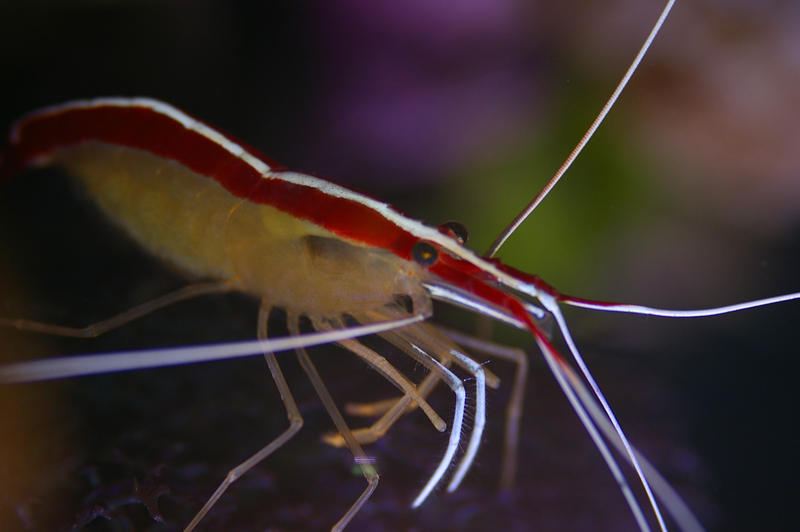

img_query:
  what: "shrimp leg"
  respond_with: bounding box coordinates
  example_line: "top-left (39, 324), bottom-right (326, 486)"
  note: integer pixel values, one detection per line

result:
top-left (343, 304), bottom-right (501, 414)
top-left (322, 391), bottom-right (416, 448)
top-left (343, 369), bottom-right (446, 420)
top-left (0, 280), bottom-right (238, 337)
top-left (342, 354), bottom-right (498, 421)
top-left (312, 313), bottom-right (465, 508)
top-left (325, 311), bottom-right (493, 491)
top-left (310, 315), bottom-right (449, 450)
top-left (306, 315), bottom-right (446, 434)
top-left (439, 327), bottom-right (528, 491)
top-left (185, 301), bottom-right (303, 531)
top-left (287, 312), bottom-right (377, 531)
top-left (387, 323), bottom-right (487, 492)
top-left (342, 369), bottom-right (446, 419)
top-left (367, 326), bottom-right (466, 506)
top-left (333, 361), bottom-right (457, 445)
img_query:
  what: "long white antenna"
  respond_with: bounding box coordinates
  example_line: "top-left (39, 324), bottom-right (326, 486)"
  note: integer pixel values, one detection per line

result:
top-left (542, 293), bottom-right (668, 531)
top-left (486, 0), bottom-right (676, 258)
top-left (562, 291), bottom-right (800, 317)
top-left (0, 314), bottom-right (425, 383)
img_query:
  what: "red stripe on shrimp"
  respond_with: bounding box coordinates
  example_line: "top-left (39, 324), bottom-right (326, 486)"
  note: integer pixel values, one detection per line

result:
top-left (4, 99), bottom-right (422, 255)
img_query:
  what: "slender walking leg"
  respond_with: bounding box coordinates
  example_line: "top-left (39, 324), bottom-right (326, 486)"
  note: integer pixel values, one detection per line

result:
top-left (184, 301), bottom-right (303, 531)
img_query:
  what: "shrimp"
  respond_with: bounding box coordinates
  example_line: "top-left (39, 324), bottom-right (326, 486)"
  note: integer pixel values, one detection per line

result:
top-left (0, 1), bottom-right (796, 532)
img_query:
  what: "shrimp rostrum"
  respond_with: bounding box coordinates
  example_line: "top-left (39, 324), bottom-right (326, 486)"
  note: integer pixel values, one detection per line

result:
top-left (2, 3), bottom-right (799, 531)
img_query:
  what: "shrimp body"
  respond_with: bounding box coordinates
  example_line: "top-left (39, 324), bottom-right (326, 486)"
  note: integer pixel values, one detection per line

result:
top-left (3, 97), bottom-right (531, 531)
top-left (5, 99), bottom-right (432, 317)
top-left (11, 76), bottom-right (794, 532)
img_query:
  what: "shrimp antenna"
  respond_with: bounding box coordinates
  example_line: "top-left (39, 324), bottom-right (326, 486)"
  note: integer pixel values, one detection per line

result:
top-left (485, 0), bottom-right (675, 258)
top-left (539, 292), bottom-right (668, 531)
top-left (0, 314), bottom-right (425, 383)
top-left (561, 291), bottom-right (800, 317)
top-left (544, 331), bottom-right (704, 532)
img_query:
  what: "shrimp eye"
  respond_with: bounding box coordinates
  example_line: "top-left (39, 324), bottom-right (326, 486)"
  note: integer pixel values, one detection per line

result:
top-left (438, 221), bottom-right (468, 244)
top-left (412, 241), bottom-right (439, 266)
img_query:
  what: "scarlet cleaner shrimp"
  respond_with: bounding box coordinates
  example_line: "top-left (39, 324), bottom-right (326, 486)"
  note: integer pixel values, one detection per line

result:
top-left (1, 1), bottom-right (799, 531)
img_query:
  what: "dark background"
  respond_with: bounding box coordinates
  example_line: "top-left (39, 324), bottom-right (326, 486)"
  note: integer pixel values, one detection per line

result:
top-left (1, 1), bottom-right (799, 531)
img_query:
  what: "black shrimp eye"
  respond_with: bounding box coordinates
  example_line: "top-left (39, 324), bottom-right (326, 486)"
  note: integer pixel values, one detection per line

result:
top-left (412, 241), bottom-right (439, 266)
top-left (438, 221), bottom-right (468, 244)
